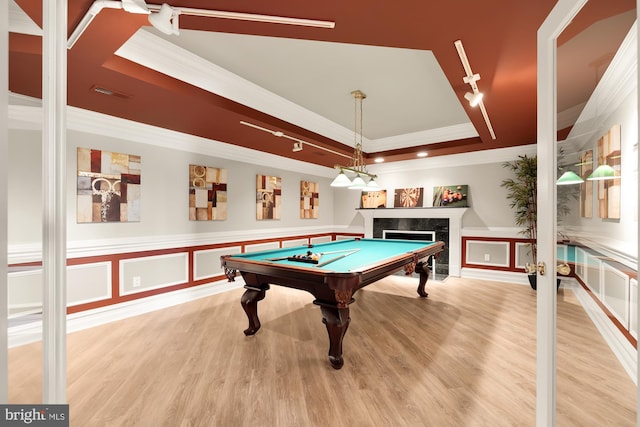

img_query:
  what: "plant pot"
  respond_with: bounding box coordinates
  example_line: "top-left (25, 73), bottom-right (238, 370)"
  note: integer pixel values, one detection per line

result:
top-left (527, 274), bottom-right (561, 291)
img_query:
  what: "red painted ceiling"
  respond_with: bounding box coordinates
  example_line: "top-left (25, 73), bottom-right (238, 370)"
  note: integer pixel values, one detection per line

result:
top-left (8, 0), bottom-right (636, 168)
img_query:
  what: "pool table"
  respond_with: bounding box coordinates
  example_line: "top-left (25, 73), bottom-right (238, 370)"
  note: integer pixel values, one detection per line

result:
top-left (221, 238), bottom-right (444, 369)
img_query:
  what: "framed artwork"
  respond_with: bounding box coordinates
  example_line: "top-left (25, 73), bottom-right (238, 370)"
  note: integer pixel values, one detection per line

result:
top-left (189, 164), bottom-right (227, 221)
top-left (596, 125), bottom-right (621, 219)
top-left (257, 174), bottom-right (281, 220)
top-left (432, 185), bottom-right (468, 207)
top-left (77, 148), bottom-right (141, 223)
top-left (394, 187), bottom-right (423, 208)
top-left (300, 181), bottom-right (319, 219)
top-left (579, 149), bottom-right (593, 218)
top-left (360, 190), bottom-right (387, 209)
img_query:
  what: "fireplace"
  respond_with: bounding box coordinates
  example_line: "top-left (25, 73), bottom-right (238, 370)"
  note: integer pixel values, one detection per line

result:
top-left (357, 207), bottom-right (468, 277)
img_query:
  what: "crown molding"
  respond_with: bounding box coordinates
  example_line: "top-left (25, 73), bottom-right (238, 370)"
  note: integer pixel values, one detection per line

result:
top-left (9, 0), bottom-right (42, 36)
top-left (369, 144), bottom-right (537, 174)
top-left (8, 102), bottom-right (336, 178)
top-left (372, 122), bottom-right (478, 151)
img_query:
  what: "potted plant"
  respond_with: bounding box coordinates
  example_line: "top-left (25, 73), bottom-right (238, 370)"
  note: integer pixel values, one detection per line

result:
top-left (501, 154), bottom-right (569, 290)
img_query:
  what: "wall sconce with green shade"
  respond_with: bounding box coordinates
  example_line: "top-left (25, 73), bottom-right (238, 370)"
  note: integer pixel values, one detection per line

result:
top-left (556, 171), bottom-right (584, 185)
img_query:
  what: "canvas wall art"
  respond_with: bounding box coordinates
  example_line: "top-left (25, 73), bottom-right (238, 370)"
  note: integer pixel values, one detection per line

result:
top-left (257, 174), bottom-right (281, 220)
top-left (189, 164), bottom-right (227, 221)
top-left (394, 187), bottom-right (423, 208)
top-left (300, 181), bottom-right (319, 219)
top-left (77, 148), bottom-right (141, 223)
top-left (360, 190), bottom-right (387, 209)
top-left (596, 125), bottom-right (621, 219)
top-left (579, 149), bottom-right (593, 218)
top-left (432, 185), bottom-right (468, 207)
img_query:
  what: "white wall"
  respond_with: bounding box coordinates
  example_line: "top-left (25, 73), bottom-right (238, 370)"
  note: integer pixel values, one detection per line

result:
top-left (8, 128), bottom-right (336, 247)
top-left (332, 161), bottom-right (518, 231)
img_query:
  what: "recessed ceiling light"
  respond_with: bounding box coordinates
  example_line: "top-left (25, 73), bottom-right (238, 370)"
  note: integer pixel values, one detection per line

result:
top-left (374, 157), bottom-right (384, 163)
top-left (417, 152), bottom-right (428, 158)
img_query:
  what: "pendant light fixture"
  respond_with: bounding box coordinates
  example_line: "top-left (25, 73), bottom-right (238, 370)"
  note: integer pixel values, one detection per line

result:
top-left (587, 164), bottom-right (618, 180)
top-left (331, 90), bottom-right (379, 189)
top-left (556, 170), bottom-right (584, 185)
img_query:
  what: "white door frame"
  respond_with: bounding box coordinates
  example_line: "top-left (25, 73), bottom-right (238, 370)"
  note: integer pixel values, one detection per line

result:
top-left (536, 0), bottom-right (588, 425)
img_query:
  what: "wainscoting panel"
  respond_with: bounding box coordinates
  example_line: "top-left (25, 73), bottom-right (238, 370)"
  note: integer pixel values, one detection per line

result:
top-left (602, 263), bottom-right (630, 329)
top-left (194, 246), bottom-right (241, 281)
top-left (310, 235), bottom-right (333, 244)
top-left (282, 239), bottom-right (308, 248)
top-left (8, 270), bottom-right (41, 317)
top-left (120, 252), bottom-right (189, 296)
top-left (515, 242), bottom-right (534, 270)
top-left (68, 262), bottom-right (112, 306)
top-left (630, 279), bottom-right (638, 339)
top-left (585, 252), bottom-right (603, 296)
top-left (245, 242), bottom-right (280, 252)
top-left (465, 240), bottom-right (509, 267)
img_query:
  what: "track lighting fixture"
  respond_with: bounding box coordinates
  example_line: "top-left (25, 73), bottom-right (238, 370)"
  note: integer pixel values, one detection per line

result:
top-left (454, 40), bottom-right (496, 139)
top-left (68, 1), bottom-right (335, 49)
top-left (148, 3), bottom-right (180, 35)
top-left (464, 92), bottom-right (483, 107)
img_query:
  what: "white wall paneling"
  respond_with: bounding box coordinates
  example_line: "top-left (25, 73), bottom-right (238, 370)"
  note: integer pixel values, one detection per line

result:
top-left (194, 246), bottom-right (241, 281)
top-left (120, 252), bottom-right (189, 296)
top-left (630, 278), bottom-right (637, 339)
top-left (282, 239), bottom-right (308, 248)
top-left (602, 263), bottom-right (630, 329)
top-left (465, 240), bottom-right (510, 268)
top-left (245, 242), bottom-right (280, 253)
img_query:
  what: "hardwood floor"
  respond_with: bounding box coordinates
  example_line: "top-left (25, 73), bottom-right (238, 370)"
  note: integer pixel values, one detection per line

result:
top-left (8, 276), bottom-right (637, 426)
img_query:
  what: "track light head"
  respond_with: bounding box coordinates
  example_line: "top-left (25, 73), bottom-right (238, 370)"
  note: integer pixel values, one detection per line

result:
top-left (149, 3), bottom-right (180, 35)
top-left (121, 0), bottom-right (150, 14)
top-left (464, 91), bottom-right (483, 107)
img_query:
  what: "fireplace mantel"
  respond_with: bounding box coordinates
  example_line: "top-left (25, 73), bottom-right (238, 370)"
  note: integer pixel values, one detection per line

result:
top-left (357, 208), bottom-right (468, 277)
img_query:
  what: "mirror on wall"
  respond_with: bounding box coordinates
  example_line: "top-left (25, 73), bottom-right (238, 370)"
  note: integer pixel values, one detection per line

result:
top-left (556, 0), bottom-right (637, 424)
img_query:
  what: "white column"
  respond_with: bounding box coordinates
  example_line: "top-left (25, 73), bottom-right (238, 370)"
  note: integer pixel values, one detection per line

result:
top-left (0, 0), bottom-right (9, 403)
top-left (42, 0), bottom-right (67, 403)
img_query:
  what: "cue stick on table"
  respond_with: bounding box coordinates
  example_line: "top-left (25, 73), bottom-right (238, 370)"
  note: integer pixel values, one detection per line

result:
top-left (315, 249), bottom-right (360, 268)
top-left (265, 248), bottom-right (358, 261)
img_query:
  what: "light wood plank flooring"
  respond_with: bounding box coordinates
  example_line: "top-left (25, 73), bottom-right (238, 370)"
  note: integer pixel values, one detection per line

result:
top-left (8, 276), bottom-right (637, 426)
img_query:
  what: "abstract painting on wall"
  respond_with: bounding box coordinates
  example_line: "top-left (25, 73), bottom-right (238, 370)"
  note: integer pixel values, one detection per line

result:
top-left (189, 164), bottom-right (227, 221)
top-left (579, 149), bottom-right (593, 218)
top-left (77, 148), bottom-right (141, 223)
top-left (394, 187), bottom-right (423, 208)
top-left (432, 185), bottom-right (468, 207)
top-left (596, 125), bottom-right (621, 219)
top-left (360, 190), bottom-right (387, 209)
top-left (300, 181), bottom-right (319, 219)
top-left (257, 174), bottom-right (281, 220)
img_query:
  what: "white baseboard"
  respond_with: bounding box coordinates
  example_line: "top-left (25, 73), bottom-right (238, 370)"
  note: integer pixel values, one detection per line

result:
top-left (9, 278), bottom-right (244, 348)
top-left (460, 267), bottom-right (531, 285)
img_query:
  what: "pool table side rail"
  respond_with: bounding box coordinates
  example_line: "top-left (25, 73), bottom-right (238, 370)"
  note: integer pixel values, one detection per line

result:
top-left (221, 241), bottom-right (444, 286)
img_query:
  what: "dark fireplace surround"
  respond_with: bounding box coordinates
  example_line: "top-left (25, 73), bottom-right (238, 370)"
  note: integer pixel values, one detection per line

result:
top-left (373, 218), bottom-right (450, 276)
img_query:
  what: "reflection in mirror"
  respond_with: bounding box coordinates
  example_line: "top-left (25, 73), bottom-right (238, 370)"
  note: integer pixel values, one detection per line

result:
top-left (556, 0), bottom-right (637, 424)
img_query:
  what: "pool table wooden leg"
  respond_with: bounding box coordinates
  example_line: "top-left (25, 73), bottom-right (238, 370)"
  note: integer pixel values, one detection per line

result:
top-left (414, 260), bottom-right (431, 298)
top-left (241, 284), bottom-right (270, 336)
top-left (318, 305), bottom-right (350, 369)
